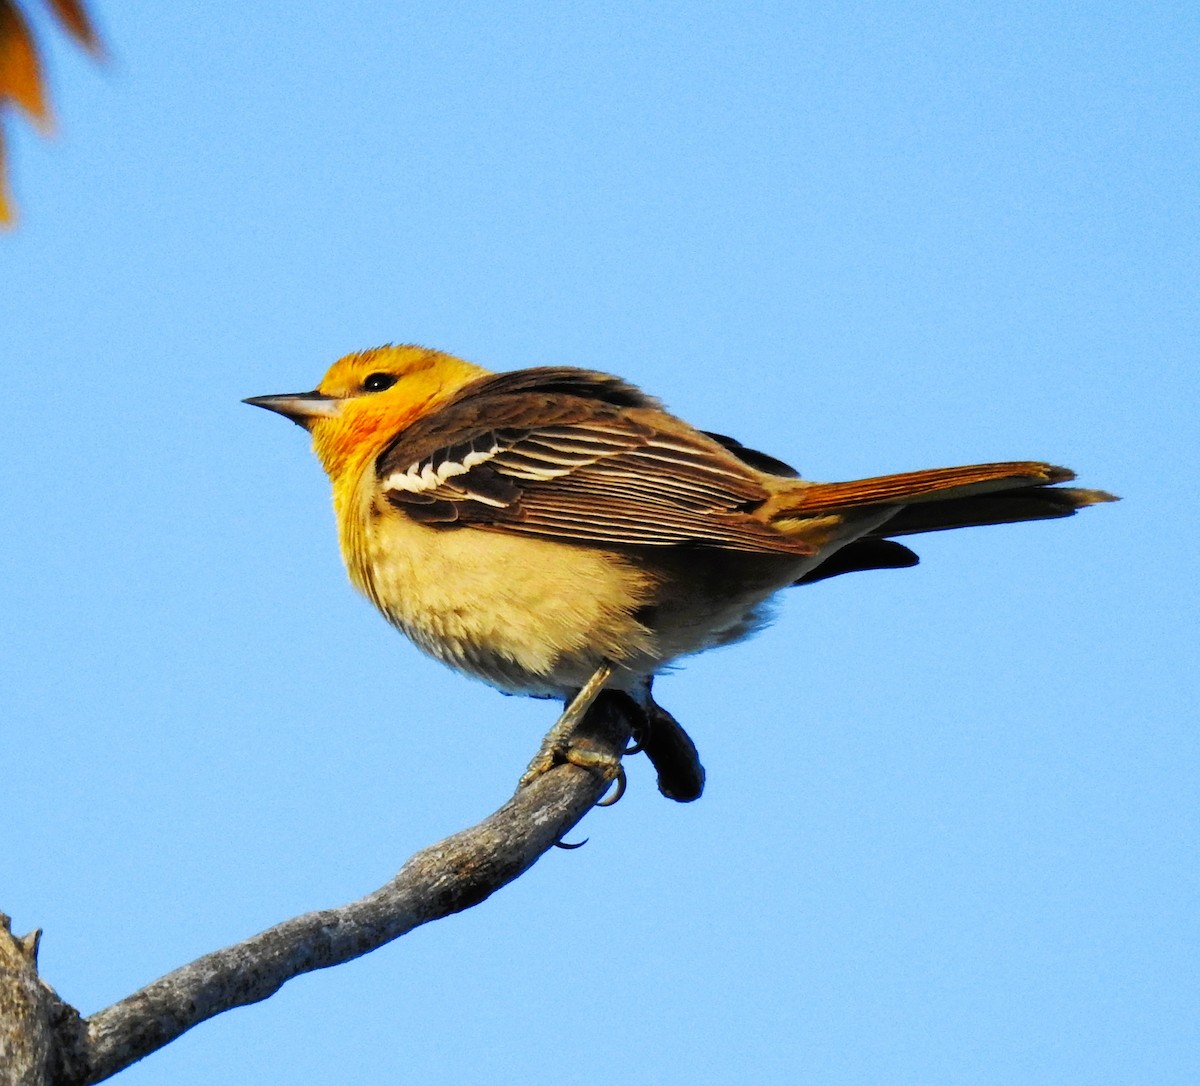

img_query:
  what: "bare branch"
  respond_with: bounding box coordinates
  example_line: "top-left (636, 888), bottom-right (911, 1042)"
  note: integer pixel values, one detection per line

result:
top-left (0, 915), bottom-right (85, 1086)
top-left (2, 695), bottom-right (631, 1085)
top-left (1, 915), bottom-right (54, 1086)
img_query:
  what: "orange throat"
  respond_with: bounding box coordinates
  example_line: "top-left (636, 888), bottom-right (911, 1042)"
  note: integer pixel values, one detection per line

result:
top-left (310, 399), bottom-right (416, 492)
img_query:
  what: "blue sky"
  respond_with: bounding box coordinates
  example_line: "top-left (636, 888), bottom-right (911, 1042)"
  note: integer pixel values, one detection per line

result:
top-left (4, 3), bottom-right (1196, 1083)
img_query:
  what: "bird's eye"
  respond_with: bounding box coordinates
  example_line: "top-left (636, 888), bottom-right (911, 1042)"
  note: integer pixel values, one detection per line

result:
top-left (362, 372), bottom-right (399, 393)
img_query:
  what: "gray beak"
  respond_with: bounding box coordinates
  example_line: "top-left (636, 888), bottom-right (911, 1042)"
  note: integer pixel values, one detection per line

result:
top-left (243, 391), bottom-right (341, 430)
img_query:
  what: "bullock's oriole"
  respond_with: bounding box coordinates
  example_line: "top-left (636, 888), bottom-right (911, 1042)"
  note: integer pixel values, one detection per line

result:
top-left (247, 345), bottom-right (1115, 801)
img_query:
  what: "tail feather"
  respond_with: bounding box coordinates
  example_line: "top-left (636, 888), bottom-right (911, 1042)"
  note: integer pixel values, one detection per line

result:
top-left (769, 459), bottom-right (1116, 572)
top-left (872, 484), bottom-right (1117, 538)
top-left (793, 538), bottom-right (919, 585)
top-left (773, 461), bottom-right (1080, 519)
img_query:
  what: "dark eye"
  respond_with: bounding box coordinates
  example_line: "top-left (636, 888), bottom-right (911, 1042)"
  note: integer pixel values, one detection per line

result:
top-left (362, 372), bottom-right (398, 392)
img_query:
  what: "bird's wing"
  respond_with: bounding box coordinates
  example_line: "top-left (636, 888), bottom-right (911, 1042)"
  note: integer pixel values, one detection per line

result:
top-left (375, 368), bottom-right (815, 555)
top-left (702, 431), bottom-right (801, 478)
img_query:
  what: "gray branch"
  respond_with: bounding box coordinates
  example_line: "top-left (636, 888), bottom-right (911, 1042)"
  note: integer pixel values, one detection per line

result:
top-left (0, 921), bottom-right (86, 1086)
top-left (1, 698), bottom-right (632, 1086)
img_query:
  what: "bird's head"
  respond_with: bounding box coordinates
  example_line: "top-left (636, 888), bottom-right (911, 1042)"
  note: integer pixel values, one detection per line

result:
top-left (245, 344), bottom-right (489, 484)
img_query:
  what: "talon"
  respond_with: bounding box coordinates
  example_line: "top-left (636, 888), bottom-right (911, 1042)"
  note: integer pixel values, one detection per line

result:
top-left (518, 749), bottom-right (560, 789)
top-left (519, 662), bottom-right (615, 790)
top-left (596, 764), bottom-right (626, 807)
top-left (554, 837), bottom-right (588, 850)
top-left (624, 738), bottom-right (644, 756)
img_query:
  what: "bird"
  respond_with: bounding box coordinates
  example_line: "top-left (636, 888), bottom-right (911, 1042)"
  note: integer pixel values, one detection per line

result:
top-left (246, 344), bottom-right (1116, 802)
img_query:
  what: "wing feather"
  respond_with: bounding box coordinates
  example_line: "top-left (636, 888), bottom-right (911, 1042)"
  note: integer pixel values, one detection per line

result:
top-left (376, 369), bottom-right (814, 555)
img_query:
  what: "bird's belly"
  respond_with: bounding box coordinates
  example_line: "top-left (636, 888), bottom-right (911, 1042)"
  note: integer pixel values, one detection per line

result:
top-left (348, 508), bottom-right (813, 697)
top-left (351, 513), bottom-right (656, 695)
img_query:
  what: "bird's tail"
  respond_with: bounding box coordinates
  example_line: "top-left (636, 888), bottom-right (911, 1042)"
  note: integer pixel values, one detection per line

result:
top-left (773, 460), bottom-right (1117, 586)
top-left (772, 461), bottom-right (1117, 535)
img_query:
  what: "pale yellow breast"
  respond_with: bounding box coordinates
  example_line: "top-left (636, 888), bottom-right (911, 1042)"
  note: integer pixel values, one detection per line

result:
top-left (341, 475), bottom-right (660, 695)
top-left (335, 468), bottom-right (838, 697)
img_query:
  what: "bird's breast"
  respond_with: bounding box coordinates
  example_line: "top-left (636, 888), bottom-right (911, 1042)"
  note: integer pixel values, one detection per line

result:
top-left (342, 483), bottom-right (814, 697)
top-left (345, 493), bottom-right (664, 695)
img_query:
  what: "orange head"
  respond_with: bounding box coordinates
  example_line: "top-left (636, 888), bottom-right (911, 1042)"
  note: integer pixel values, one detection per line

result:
top-left (246, 344), bottom-right (490, 486)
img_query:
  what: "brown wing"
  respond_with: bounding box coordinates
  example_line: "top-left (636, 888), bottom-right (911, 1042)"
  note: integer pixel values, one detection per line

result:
top-left (702, 431), bottom-right (801, 478)
top-left (375, 368), bottom-right (816, 555)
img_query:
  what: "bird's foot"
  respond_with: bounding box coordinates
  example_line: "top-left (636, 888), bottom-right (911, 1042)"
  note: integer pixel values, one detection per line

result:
top-left (519, 662), bottom-right (624, 802)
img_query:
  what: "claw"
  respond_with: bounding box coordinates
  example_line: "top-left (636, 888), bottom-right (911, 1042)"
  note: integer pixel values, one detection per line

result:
top-left (595, 764), bottom-right (626, 807)
top-left (624, 738), bottom-right (644, 756)
top-left (554, 837), bottom-right (588, 850)
top-left (519, 662), bottom-right (615, 789)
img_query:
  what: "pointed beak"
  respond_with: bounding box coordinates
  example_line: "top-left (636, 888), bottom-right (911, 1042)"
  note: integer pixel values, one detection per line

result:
top-left (243, 391), bottom-right (342, 430)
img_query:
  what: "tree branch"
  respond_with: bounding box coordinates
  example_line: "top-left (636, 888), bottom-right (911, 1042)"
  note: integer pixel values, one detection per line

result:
top-left (2, 695), bottom-right (632, 1086)
top-left (0, 917), bottom-right (85, 1086)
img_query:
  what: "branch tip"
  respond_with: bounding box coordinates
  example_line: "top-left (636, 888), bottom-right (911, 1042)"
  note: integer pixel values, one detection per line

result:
top-left (18, 928), bottom-right (43, 966)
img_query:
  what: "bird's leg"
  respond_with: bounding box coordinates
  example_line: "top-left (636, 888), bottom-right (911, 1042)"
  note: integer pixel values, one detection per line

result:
top-left (519, 662), bottom-right (619, 789)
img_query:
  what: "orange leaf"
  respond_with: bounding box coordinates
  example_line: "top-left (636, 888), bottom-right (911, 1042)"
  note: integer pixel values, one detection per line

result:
top-left (45, 0), bottom-right (101, 55)
top-left (0, 133), bottom-right (12, 224)
top-left (0, 0), bottom-right (100, 224)
top-left (0, 0), bottom-right (51, 127)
